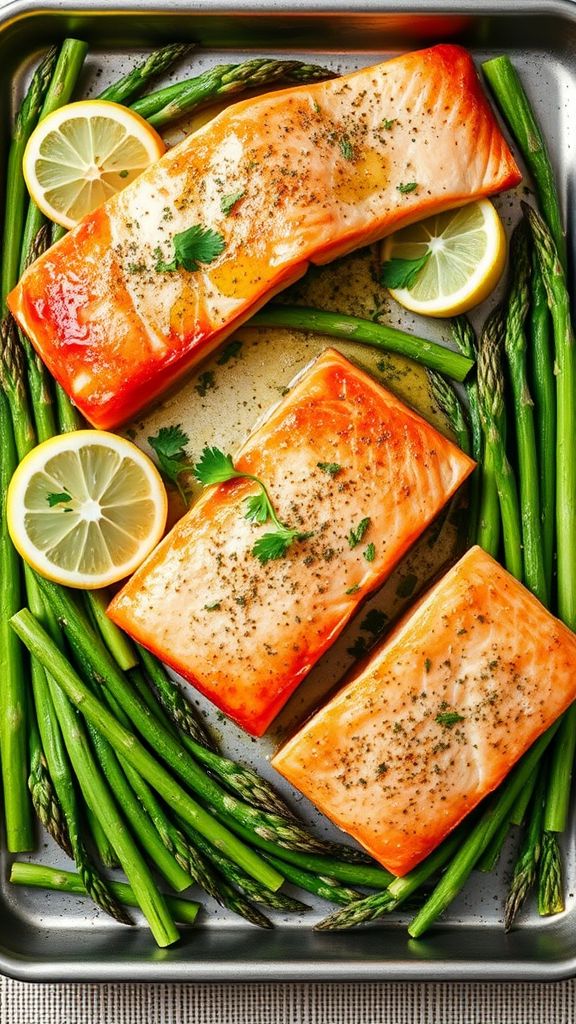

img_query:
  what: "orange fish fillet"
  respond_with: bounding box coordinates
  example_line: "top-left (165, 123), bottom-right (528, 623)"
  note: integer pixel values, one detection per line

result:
top-left (272, 546), bottom-right (576, 876)
top-left (9, 44), bottom-right (520, 429)
top-left (108, 348), bottom-right (474, 736)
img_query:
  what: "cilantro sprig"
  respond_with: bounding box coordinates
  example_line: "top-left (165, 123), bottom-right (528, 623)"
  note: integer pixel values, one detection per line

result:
top-left (148, 425), bottom-right (195, 504)
top-left (155, 224), bottom-right (225, 273)
top-left (381, 251), bottom-right (431, 290)
top-left (194, 446), bottom-right (312, 564)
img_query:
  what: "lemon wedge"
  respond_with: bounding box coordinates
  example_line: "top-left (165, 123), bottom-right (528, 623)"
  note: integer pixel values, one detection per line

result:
top-left (23, 100), bottom-right (165, 229)
top-left (381, 199), bottom-right (507, 317)
top-left (7, 431), bottom-right (167, 589)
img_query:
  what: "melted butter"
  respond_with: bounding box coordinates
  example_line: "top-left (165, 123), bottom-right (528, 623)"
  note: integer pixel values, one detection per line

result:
top-left (334, 147), bottom-right (388, 205)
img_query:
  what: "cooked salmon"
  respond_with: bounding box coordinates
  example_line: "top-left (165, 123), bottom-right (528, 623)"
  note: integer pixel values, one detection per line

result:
top-left (272, 546), bottom-right (576, 876)
top-left (9, 44), bottom-right (520, 429)
top-left (107, 348), bottom-right (474, 736)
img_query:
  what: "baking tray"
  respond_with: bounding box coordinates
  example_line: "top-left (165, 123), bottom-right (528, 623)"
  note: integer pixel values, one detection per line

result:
top-left (1, 0), bottom-right (576, 983)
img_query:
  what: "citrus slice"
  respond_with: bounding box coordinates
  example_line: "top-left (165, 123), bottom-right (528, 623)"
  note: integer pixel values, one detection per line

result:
top-left (23, 100), bottom-right (166, 229)
top-left (7, 431), bottom-right (168, 589)
top-left (381, 199), bottom-right (506, 317)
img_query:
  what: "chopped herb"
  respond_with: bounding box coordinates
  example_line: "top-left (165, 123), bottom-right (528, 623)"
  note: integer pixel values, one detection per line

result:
top-left (436, 711), bottom-right (465, 728)
top-left (360, 609), bottom-right (388, 636)
top-left (204, 601), bottom-right (221, 611)
top-left (382, 118), bottom-right (396, 129)
top-left (346, 583), bottom-right (361, 595)
top-left (220, 190), bottom-right (245, 216)
top-left (425, 657), bottom-right (432, 673)
top-left (155, 224), bottom-right (225, 273)
top-left (381, 251), bottom-right (431, 289)
top-left (195, 370), bottom-right (216, 397)
top-left (194, 445), bottom-right (311, 564)
top-left (148, 425), bottom-right (194, 504)
top-left (348, 517), bottom-right (371, 549)
top-left (339, 136), bottom-right (354, 160)
top-left (118, 169), bottom-right (129, 179)
top-left (46, 491), bottom-right (72, 508)
top-left (397, 181), bottom-right (418, 194)
top-left (376, 762), bottom-right (389, 775)
top-left (317, 461), bottom-right (342, 477)
top-left (396, 573), bottom-right (418, 598)
top-left (363, 542), bottom-right (376, 562)
top-left (216, 340), bottom-right (243, 365)
top-left (313, 99), bottom-right (321, 114)
top-left (127, 262), bottom-right (147, 274)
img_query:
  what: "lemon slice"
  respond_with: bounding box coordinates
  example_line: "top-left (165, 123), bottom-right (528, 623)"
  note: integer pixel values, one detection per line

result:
top-left (7, 431), bottom-right (167, 589)
top-left (381, 199), bottom-right (506, 317)
top-left (23, 100), bottom-right (166, 229)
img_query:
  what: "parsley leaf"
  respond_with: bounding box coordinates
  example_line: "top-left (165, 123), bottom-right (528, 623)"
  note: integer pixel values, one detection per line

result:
top-left (381, 251), bottom-right (431, 289)
top-left (363, 542), bottom-right (376, 562)
top-left (348, 517), bottom-right (371, 549)
top-left (195, 370), bottom-right (216, 397)
top-left (193, 446), bottom-right (240, 486)
top-left (194, 446), bottom-right (312, 564)
top-left (339, 136), bottom-right (354, 160)
top-left (216, 340), bottom-right (243, 365)
top-left (436, 711), bottom-right (465, 728)
top-left (46, 491), bottom-right (72, 508)
top-left (382, 118), bottom-right (396, 129)
top-left (155, 224), bottom-right (225, 273)
top-left (148, 425), bottom-right (198, 503)
top-left (220, 190), bottom-right (245, 216)
top-left (317, 462), bottom-right (342, 477)
top-left (244, 491), bottom-right (271, 524)
top-left (397, 181), bottom-right (418, 194)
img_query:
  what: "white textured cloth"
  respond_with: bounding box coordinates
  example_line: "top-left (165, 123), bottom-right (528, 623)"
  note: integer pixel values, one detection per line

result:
top-left (0, 979), bottom-right (575, 1023)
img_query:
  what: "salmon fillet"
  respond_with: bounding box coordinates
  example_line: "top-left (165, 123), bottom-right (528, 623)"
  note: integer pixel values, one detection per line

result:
top-left (9, 44), bottom-right (520, 429)
top-left (108, 348), bottom-right (474, 736)
top-left (272, 546), bottom-right (576, 876)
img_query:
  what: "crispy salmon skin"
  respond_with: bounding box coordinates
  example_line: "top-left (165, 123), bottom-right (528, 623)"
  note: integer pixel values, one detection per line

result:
top-left (107, 349), bottom-right (474, 736)
top-left (272, 546), bottom-right (576, 876)
top-left (9, 44), bottom-right (520, 429)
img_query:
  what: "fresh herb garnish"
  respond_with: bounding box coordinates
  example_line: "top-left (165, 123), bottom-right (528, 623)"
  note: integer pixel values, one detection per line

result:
top-left (148, 425), bottom-right (195, 504)
top-left (348, 517), bottom-right (371, 549)
top-left (317, 461), bottom-right (342, 477)
top-left (194, 445), bottom-right (312, 564)
top-left (204, 601), bottom-right (221, 611)
top-left (435, 711), bottom-right (465, 728)
top-left (346, 583), bottom-right (361, 595)
top-left (424, 657), bottom-right (432, 673)
top-left (46, 491), bottom-right (73, 508)
top-left (376, 762), bottom-right (389, 775)
top-left (381, 251), bottom-right (431, 289)
top-left (397, 181), bottom-right (418, 194)
top-left (339, 136), bottom-right (354, 161)
top-left (220, 190), bottom-right (245, 216)
top-left (363, 542), bottom-right (376, 562)
top-left (360, 608), bottom-right (388, 636)
top-left (195, 370), bottom-right (216, 397)
top-left (155, 224), bottom-right (225, 273)
top-left (382, 118), bottom-right (396, 129)
top-left (216, 340), bottom-right (243, 365)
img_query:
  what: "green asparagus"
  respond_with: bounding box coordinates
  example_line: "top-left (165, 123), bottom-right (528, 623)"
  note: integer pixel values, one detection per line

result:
top-left (99, 43), bottom-right (194, 105)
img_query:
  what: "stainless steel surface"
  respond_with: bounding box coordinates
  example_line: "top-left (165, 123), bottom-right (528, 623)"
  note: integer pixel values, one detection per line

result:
top-left (1, 0), bottom-right (576, 983)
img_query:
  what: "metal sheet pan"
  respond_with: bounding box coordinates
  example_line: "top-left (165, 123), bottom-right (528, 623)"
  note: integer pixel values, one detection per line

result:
top-left (1, 0), bottom-right (575, 982)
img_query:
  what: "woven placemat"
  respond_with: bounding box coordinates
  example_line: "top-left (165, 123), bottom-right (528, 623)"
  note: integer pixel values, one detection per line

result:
top-left (1, 978), bottom-right (575, 1024)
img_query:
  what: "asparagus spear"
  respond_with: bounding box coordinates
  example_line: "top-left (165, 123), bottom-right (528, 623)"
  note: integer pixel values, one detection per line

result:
top-left (132, 59), bottom-right (334, 126)
top-left (426, 370), bottom-right (471, 455)
top-left (482, 56), bottom-right (566, 271)
top-left (0, 385), bottom-right (33, 851)
top-left (10, 862), bottom-right (201, 926)
top-left (505, 767), bottom-right (546, 930)
top-left (19, 39), bottom-right (89, 277)
top-left (529, 252), bottom-right (556, 587)
top-left (477, 306), bottom-right (523, 579)
top-left (28, 716), bottom-right (71, 858)
top-left (503, 219), bottom-right (547, 604)
top-left (538, 830), bottom-right (564, 916)
top-left (98, 43), bottom-right (194, 105)
top-left (18, 226), bottom-right (58, 441)
top-left (524, 203), bottom-right (576, 833)
top-left (407, 723), bottom-right (561, 938)
top-left (250, 306), bottom-right (473, 382)
top-left (451, 316), bottom-right (485, 547)
top-left (136, 646), bottom-right (217, 751)
top-left (85, 590), bottom-right (138, 672)
top-left (10, 607), bottom-right (283, 893)
top-left (263, 854), bottom-right (363, 907)
top-left (86, 805), bottom-right (119, 869)
top-left (0, 45), bottom-right (57, 308)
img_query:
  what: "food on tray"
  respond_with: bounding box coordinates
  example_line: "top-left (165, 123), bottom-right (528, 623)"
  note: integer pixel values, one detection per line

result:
top-left (107, 348), bottom-right (474, 736)
top-left (380, 198), bottom-right (507, 317)
top-left (272, 546), bottom-right (576, 876)
top-left (7, 429), bottom-right (168, 588)
top-left (22, 100), bottom-right (166, 229)
top-left (8, 43), bottom-right (520, 429)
